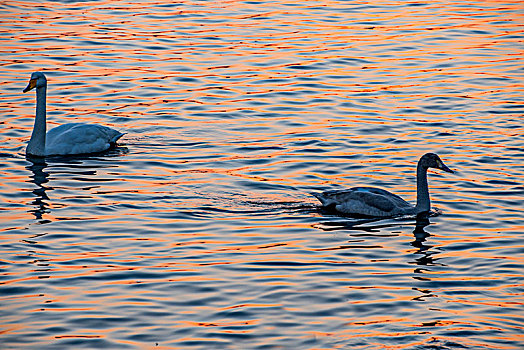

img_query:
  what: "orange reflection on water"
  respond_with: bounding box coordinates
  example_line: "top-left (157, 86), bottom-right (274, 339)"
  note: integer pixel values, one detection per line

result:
top-left (1, 0), bottom-right (523, 349)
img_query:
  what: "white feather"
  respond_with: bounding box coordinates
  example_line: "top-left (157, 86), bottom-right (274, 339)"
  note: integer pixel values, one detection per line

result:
top-left (45, 123), bottom-right (124, 156)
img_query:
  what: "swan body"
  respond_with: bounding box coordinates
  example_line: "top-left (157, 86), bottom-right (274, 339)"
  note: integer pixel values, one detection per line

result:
top-left (23, 71), bottom-right (124, 156)
top-left (313, 153), bottom-right (453, 217)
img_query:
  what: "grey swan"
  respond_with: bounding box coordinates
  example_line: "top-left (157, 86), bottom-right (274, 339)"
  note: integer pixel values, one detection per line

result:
top-left (23, 71), bottom-right (125, 156)
top-left (313, 153), bottom-right (453, 217)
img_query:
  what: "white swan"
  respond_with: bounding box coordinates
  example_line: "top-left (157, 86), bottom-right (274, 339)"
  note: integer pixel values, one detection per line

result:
top-left (313, 153), bottom-right (453, 217)
top-left (23, 71), bottom-right (125, 156)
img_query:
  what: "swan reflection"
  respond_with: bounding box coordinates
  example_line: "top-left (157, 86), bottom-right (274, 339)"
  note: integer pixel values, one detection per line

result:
top-left (312, 212), bottom-right (440, 259)
top-left (411, 213), bottom-right (443, 269)
top-left (412, 212), bottom-right (431, 247)
top-left (26, 156), bottom-right (50, 221)
top-left (25, 151), bottom-right (126, 223)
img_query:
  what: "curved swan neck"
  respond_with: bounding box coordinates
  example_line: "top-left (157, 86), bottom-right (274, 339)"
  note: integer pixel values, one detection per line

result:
top-left (26, 85), bottom-right (47, 156)
top-left (415, 162), bottom-right (430, 213)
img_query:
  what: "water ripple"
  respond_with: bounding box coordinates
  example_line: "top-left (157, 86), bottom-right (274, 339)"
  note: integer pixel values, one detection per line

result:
top-left (1, 0), bottom-right (523, 349)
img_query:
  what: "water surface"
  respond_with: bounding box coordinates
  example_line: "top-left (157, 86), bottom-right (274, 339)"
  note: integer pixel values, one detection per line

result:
top-left (1, 0), bottom-right (523, 349)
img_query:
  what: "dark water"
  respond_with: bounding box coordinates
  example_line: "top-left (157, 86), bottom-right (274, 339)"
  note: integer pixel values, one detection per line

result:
top-left (1, 0), bottom-right (523, 349)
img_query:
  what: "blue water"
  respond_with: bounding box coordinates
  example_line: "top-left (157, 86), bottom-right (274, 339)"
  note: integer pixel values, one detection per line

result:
top-left (1, 0), bottom-right (523, 349)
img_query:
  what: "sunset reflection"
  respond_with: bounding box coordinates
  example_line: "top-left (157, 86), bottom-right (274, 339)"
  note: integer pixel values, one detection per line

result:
top-left (0, 0), bottom-right (523, 349)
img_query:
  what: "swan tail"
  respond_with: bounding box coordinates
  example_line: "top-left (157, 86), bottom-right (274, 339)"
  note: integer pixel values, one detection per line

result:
top-left (311, 192), bottom-right (331, 206)
top-left (312, 192), bottom-right (341, 213)
top-left (110, 132), bottom-right (126, 145)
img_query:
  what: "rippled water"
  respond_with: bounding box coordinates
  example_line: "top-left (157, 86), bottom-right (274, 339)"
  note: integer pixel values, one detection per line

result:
top-left (1, 0), bottom-right (523, 349)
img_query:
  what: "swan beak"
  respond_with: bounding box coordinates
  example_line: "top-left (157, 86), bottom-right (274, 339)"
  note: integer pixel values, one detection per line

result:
top-left (439, 162), bottom-right (454, 174)
top-left (23, 79), bottom-right (37, 93)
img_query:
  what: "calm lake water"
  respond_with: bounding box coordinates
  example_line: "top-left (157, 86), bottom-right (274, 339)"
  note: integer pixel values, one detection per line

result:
top-left (1, 0), bottom-right (523, 349)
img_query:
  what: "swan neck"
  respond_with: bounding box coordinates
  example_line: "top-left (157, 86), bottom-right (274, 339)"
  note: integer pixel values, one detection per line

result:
top-left (415, 162), bottom-right (430, 213)
top-left (27, 85), bottom-right (47, 156)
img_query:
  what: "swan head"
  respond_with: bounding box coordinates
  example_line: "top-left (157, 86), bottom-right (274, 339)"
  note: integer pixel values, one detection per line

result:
top-left (23, 72), bottom-right (47, 93)
top-left (420, 153), bottom-right (453, 173)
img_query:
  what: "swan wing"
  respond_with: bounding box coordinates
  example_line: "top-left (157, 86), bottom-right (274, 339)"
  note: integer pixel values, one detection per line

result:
top-left (45, 123), bottom-right (124, 155)
top-left (313, 186), bottom-right (413, 217)
top-left (350, 187), bottom-right (408, 203)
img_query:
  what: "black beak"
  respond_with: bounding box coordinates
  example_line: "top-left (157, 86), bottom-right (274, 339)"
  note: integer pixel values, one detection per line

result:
top-left (23, 79), bottom-right (36, 93)
top-left (440, 163), bottom-right (454, 174)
